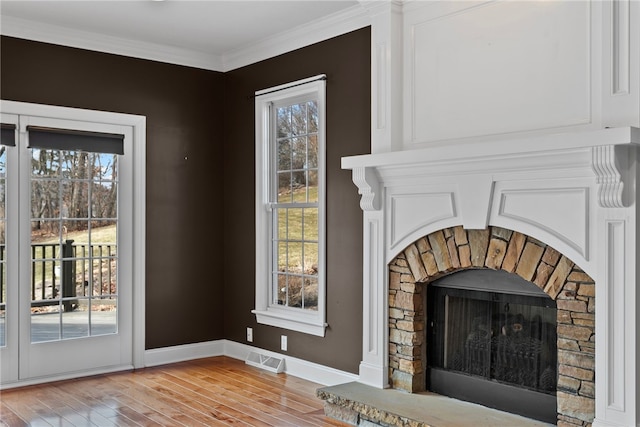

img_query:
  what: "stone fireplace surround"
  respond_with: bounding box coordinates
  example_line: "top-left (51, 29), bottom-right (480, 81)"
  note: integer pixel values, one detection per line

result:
top-left (341, 127), bottom-right (639, 427)
top-left (388, 225), bottom-right (595, 425)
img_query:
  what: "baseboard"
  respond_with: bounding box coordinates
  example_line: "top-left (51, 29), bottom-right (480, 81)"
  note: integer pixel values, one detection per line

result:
top-left (223, 340), bottom-right (359, 386)
top-left (143, 339), bottom-right (359, 386)
top-left (144, 340), bottom-right (225, 367)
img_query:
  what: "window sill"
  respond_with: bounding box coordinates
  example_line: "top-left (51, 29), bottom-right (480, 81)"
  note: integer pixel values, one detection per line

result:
top-left (252, 309), bottom-right (327, 337)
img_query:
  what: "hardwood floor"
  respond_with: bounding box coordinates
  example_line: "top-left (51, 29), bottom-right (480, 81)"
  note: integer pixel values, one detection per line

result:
top-left (0, 356), bottom-right (349, 427)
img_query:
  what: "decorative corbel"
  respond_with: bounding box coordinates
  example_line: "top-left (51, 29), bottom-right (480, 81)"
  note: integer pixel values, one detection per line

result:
top-left (591, 145), bottom-right (627, 208)
top-left (352, 166), bottom-right (381, 211)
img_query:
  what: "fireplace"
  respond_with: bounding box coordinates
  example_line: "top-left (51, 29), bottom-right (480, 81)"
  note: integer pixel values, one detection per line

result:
top-left (342, 126), bottom-right (638, 426)
top-left (426, 269), bottom-right (557, 423)
top-left (387, 225), bottom-right (596, 425)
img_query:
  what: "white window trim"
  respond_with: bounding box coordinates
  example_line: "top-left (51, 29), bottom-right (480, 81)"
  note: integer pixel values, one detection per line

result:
top-left (253, 75), bottom-right (327, 337)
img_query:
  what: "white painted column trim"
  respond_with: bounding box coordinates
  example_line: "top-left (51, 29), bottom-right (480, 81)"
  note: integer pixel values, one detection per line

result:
top-left (593, 147), bottom-right (638, 427)
top-left (358, 210), bottom-right (388, 388)
top-left (364, 1), bottom-right (403, 154)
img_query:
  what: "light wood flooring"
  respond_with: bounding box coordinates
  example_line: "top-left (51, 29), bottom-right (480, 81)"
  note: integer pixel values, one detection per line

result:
top-left (0, 356), bottom-right (349, 427)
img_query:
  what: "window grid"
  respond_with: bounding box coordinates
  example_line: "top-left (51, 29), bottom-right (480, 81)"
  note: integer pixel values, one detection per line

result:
top-left (30, 149), bottom-right (118, 342)
top-left (270, 99), bottom-right (319, 311)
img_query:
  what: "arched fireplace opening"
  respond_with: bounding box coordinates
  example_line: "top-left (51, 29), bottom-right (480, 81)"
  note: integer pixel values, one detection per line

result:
top-left (426, 269), bottom-right (557, 423)
top-left (388, 226), bottom-right (596, 425)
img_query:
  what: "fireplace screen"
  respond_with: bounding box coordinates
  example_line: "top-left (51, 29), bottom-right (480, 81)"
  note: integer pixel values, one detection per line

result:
top-left (427, 269), bottom-right (557, 423)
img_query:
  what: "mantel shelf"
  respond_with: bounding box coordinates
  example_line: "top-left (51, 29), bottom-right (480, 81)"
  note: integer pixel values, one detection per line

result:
top-left (342, 127), bottom-right (640, 171)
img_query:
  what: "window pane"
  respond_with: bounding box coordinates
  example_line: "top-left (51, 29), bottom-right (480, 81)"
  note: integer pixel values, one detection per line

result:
top-left (62, 298), bottom-right (88, 339)
top-left (303, 208), bottom-right (318, 240)
top-left (292, 170), bottom-right (306, 195)
top-left (308, 135), bottom-right (318, 168)
top-left (91, 255), bottom-right (117, 297)
top-left (0, 148), bottom-right (6, 177)
top-left (291, 137), bottom-right (306, 171)
top-left (277, 106), bottom-right (291, 138)
top-left (92, 153), bottom-right (118, 183)
top-left (277, 138), bottom-right (291, 171)
top-left (308, 172), bottom-right (318, 203)
top-left (32, 179), bottom-right (60, 219)
top-left (276, 273), bottom-right (287, 305)
top-left (91, 181), bottom-right (117, 220)
top-left (31, 303), bottom-right (61, 342)
top-left (291, 103), bottom-right (307, 136)
top-left (303, 277), bottom-right (318, 311)
top-left (29, 224), bottom-right (62, 303)
top-left (286, 208), bottom-right (303, 241)
top-left (276, 208), bottom-right (288, 240)
top-left (88, 220), bottom-right (117, 255)
top-left (91, 297), bottom-right (117, 336)
top-left (61, 181), bottom-right (90, 220)
top-left (286, 242), bottom-right (303, 273)
top-left (277, 241), bottom-right (288, 273)
top-left (278, 172), bottom-right (292, 203)
top-left (288, 275), bottom-right (303, 308)
top-left (303, 242), bottom-right (318, 274)
top-left (308, 100), bottom-right (318, 133)
top-left (31, 148), bottom-right (61, 177)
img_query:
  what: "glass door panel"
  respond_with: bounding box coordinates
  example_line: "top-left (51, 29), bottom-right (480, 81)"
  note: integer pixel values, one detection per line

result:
top-left (30, 149), bottom-right (119, 344)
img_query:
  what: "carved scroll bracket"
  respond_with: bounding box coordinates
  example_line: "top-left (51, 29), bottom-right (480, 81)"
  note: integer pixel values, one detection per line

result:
top-left (591, 145), bottom-right (628, 208)
top-left (352, 166), bottom-right (381, 211)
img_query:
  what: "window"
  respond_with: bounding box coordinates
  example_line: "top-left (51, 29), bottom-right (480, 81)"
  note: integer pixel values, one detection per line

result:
top-left (254, 76), bottom-right (326, 336)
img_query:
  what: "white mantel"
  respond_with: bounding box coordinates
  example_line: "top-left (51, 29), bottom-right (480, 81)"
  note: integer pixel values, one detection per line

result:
top-left (347, 1), bottom-right (640, 425)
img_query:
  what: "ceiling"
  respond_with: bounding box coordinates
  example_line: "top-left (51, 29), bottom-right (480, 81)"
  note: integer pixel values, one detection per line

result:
top-left (0, 0), bottom-right (364, 71)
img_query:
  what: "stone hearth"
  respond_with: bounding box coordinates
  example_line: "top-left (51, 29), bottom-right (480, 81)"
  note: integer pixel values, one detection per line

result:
top-left (317, 382), bottom-right (552, 427)
top-left (387, 225), bottom-right (595, 425)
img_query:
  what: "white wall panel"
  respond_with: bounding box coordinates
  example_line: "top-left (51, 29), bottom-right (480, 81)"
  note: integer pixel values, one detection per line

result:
top-left (497, 186), bottom-right (590, 259)
top-left (405, 0), bottom-right (593, 145)
top-left (388, 191), bottom-right (456, 250)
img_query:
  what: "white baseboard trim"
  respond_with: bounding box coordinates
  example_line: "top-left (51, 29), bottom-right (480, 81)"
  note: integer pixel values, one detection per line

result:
top-left (223, 340), bottom-right (359, 386)
top-left (144, 340), bottom-right (225, 367)
top-left (143, 339), bottom-right (358, 386)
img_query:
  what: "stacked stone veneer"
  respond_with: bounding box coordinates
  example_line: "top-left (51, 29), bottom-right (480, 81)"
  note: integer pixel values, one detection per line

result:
top-left (388, 226), bottom-right (595, 426)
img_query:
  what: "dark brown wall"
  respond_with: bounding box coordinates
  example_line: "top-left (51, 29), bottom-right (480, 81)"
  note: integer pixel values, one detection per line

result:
top-left (223, 27), bottom-right (371, 373)
top-left (1, 36), bottom-right (226, 349)
top-left (1, 27), bottom-right (370, 372)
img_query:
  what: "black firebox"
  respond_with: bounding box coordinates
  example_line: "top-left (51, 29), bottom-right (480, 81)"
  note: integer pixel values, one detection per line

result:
top-left (426, 269), bottom-right (557, 424)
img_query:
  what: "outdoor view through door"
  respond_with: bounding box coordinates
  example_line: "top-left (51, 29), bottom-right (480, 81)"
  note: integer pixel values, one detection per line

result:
top-left (29, 134), bottom-right (120, 343)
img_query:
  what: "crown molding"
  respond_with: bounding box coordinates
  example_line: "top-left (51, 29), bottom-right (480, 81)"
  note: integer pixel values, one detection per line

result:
top-left (0, 16), bottom-right (224, 71)
top-left (1, 4), bottom-right (372, 73)
top-left (221, 3), bottom-right (371, 72)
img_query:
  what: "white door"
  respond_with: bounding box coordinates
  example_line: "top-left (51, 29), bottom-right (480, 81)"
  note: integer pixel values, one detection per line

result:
top-left (1, 103), bottom-right (143, 385)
